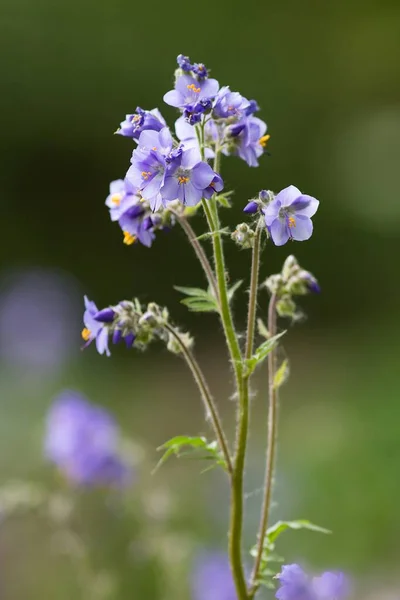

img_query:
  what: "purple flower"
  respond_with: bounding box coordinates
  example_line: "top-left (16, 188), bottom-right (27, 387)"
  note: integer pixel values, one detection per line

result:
top-left (126, 128), bottom-right (173, 210)
top-left (312, 572), bottom-right (348, 600)
top-left (82, 296), bottom-right (111, 356)
top-left (263, 185), bottom-right (319, 246)
top-left (245, 99), bottom-right (260, 115)
top-left (191, 552), bottom-right (236, 600)
top-left (175, 116), bottom-right (218, 158)
top-left (161, 147), bottom-right (222, 206)
top-left (163, 74), bottom-right (219, 111)
top-left (203, 172), bottom-right (224, 199)
top-left (105, 178), bottom-right (139, 221)
top-left (276, 564), bottom-right (313, 600)
top-left (213, 86), bottom-right (250, 119)
top-left (116, 107), bottom-right (166, 140)
top-left (192, 62), bottom-right (209, 79)
top-left (177, 54), bottom-right (193, 71)
top-left (227, 115), bottom-right (269, 167)
top-left (45, 390), bottom-right (130, 487)
top-left (243, 200), bottom-right (259, 214)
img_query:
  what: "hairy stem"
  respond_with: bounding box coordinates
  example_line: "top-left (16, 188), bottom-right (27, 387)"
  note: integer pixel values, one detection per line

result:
top-left (249, 293), bottom-right (278, 596)
top-left (245, 226), bottom-right (262, 360)
top-left (174, 212), bottom-right (219, 301)
top-left (164, 323), bottom-right (233, 475)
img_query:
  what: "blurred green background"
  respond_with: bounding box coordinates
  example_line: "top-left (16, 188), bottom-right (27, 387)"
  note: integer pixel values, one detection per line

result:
top-left (1, 0), bottom-right (400, 597)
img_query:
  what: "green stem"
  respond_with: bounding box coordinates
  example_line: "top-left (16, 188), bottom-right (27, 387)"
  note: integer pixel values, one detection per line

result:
top-left (174, 212), bottom-right (219, 301)
top-left (245, 226), bottom-right (262, 361)
top-left (249, 293), bottom-right (278, 596)
top-left (164, 323), bottom-right (233, 475)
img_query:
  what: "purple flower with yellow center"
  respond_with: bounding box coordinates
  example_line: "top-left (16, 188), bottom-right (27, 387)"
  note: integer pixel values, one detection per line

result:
top-left (263, 185), bottom-right (319, 246)
top-left (161, 147), bottom-right (222, 207)
top-left (163, 74), bottom-right (219, 111)
top-left (191, 552), bottom-right (236, 600)
top-left (126, 127), bottom-right (173, 211)
top-left (118, 199), bottom-right (155, 248)
top-left (213, 86), bottom-right (250, 119)
top-left (105, 178), bottom-right (139, 221)
top-left (227, 115), bottom-right (269, 167)
top-left (81, 296), bottom-right (110, 356)
top-left (45, 390), bottom-right (130, 487)
top-left (116, 107), bottom-right (166, 140)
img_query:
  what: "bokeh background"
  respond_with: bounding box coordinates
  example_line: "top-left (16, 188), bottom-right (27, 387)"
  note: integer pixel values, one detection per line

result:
top-left (1, 0), bottom-right (400, 597)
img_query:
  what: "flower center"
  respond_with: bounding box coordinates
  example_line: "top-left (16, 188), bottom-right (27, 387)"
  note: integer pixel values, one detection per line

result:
top-left (81, 328), bottom-right (91, 341)
top-left (132, 114), bottom-right (141, 122)
top-left (288, 216), bottom-right (296, 228)
top-left (123, 231), bottom-right (136, 245)
top-left (111, 193), bottom-right (122, 205)
top-left (141, 171), bottom-right (152, 180)
top-left (187, 83), bottom-right (201, 93)
top-left (178, 175), bottom-right (190, 185)
top-left (259, 134), bottom-right (270, 148)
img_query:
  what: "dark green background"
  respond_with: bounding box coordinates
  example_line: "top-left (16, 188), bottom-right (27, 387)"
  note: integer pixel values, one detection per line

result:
top-left (0, 0), bottom-right (400, 598)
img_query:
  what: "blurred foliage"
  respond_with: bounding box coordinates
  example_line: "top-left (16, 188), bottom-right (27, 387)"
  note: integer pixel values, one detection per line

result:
top-left (0, 0), bottom-right (400, 597)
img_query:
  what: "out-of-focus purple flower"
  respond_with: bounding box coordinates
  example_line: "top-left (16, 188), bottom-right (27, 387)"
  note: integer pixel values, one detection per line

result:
top-left (227, 115), bottom-right (269, 167)
top-left (191, 552), bottom-right (236, 600)
top-left (276, 564), bottom-right (313, 600)
top-left (45, 390), bottom-right (130, 487)
top-left (263, 185), bottom-right (319, 246)
top-left (213, 86), bottom-right (250, 119)
top-left (0, 269), bottom-right (80, 372)
top-left (163, 74), bottom-right (219, 111)
top-left (276, 565), bottom-right (348, 600)
top-left (126, 128), bottom-right (173, 210)
top-left (82, 296), bottom-right (110, 356)
top-left (116, 107), bottom-right (166, 140)
top-left (161, 148), bottom-right (222, 206)
top-left (312, 572), bottom-right (348, 600)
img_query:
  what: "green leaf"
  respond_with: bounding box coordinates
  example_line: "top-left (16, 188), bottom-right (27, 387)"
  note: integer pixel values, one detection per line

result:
top-left (227, 280), bottom-right (243, 303)
top-left (175, 286), bottom-right (218, 313)
top-left (266, 519), bottom-right (331, 543)
top-left (244, 331), bottom-right (286, 377)
top-left (153, 435), bottom-right (226, 474)
top-left (257, 318), bottom-right (270, 339)
top-left (215, 194), bottom-right (231, 208)
top-left (195, 227), bottom-right (231, 242)
top-left (273, 359), bottom-right (289, 390)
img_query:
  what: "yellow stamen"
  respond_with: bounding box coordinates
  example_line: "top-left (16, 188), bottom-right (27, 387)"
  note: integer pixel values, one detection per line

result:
top-left (123, 231), bottom-right (136, 245)
top-left (141, 171), bottom-right (152, 180)
top-left (81, 328), bottom-right (91, 341)
top-left (187, 83), bottom-right (201, 93)
top-left (259, 134), bottom-right (271, 148)
top-left (178, 176), bottom-right (189, 185)
top-left (132, 114), bottom-right (141, 122)
top-left (152, 146), bottom-right (158, 151)
top-left (110, 193), bottom-right (122, 205)
top-left (288, 216), bottom-right (296, 228)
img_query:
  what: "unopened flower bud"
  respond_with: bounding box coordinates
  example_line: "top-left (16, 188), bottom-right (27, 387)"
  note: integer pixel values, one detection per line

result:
top-left (264, 274), bottom-right (284, 295)
top-left (94, 308), bottom-right (116, 323)
top-left (167, 331), bottom-right (194, 354)
top-left (282, 255), bottom-right (300, 280)
top-left (276, 295), bottom-right (296, 318)
top-left (243, 200), bottom-right (259, 214)
top-left (231, 223), bottom-right (255, 249)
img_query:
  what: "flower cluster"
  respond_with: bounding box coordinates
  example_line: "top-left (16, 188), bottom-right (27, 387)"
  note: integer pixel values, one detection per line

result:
top-left (243, 186), bottom-right (320, 246)
top-left (164, 55), bottom-right (269, 167)
top-left (276, 564), bottom-right (347, 600)
top-left (264, 255), bottom-right (320, 318)
top-left (44, 391), bottom-right (130, 487)
top-left (82, 296), bottom-right (192, 357)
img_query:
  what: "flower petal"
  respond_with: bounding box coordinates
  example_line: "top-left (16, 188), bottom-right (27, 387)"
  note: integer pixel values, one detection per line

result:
top-left (183, 181), bottom-right (203, 206)
top-left (163, 89), bottom-right (184, 107)
top-left (191, 162), bottom-right (215, 189)
top-left (290, 214), bottom-right (313, 241)
top-left (275, 185), bottom-right (302, 207)
top-left (175, 115), bottom-right (196, 141)
top-left (270, 218), bottom-right (290, 246)
top-left (96, 327), bottom-right (110, 357)
top-left (263, 199), bottom-right (281, 226)
top-left (199, 78), bottom-right (219, 99)
top-left (292, 195), bottom-right (319, 217)
top-left (160, 175), bottom-right (179, 202)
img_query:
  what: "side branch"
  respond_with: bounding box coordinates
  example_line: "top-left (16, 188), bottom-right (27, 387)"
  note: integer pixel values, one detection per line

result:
top-left (249, 293), bottom-right (278, 596)
top-left (164, 323), bottom-right (233, 475)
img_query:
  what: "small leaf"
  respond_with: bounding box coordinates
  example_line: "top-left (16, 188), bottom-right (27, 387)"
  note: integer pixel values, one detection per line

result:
top-left (227, 280), bottom-right (243, 303)
top-left (195, 227), bottom-right (231, 242)
top-left (153, 435), bottom-right (226, 474)
top-left (273, 359), bottom-right (289, 390)
top-left (174, 286), bottom-right (212, 298)
top-left (257, 318), bottom-right (270, 339)
top-left (215, 194), bottom-right (231, 208)
top-left (175, 286), bottom-right (218, 313)
top-left (244, 331), bottom-right (286, 377)
top-left (266, 519), bottom-right (331, 544)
